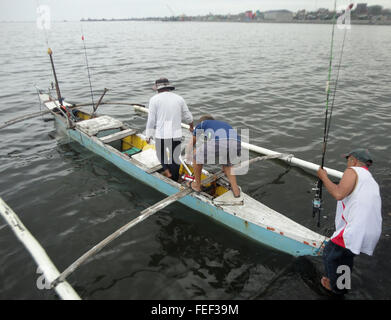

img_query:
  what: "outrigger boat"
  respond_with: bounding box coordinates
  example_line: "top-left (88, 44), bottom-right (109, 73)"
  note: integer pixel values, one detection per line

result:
top-left (0, 86), bottom-right (346, 300)
top-left (37, 90), bottom-right (331, 258)
top-left (1, 3), bottom-right (353, 298)
top-left (0, 44), bottom-right (346, 299)
top-left (0, 85), bottom-right (342, 298)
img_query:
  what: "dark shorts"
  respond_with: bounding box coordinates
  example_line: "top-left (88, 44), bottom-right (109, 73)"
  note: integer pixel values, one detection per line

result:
top-left (322, 241), bottom-right (356, 295)
top-left (155, 138), bottom-right (181, 181)
top-left (195, 139), bottom-right (241, 166)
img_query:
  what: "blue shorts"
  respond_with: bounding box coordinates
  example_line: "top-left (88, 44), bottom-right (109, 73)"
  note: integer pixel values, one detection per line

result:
top-left (322, 241), bottom-right (356, 294)
top-left (195, 139), bottom-right (241, 166)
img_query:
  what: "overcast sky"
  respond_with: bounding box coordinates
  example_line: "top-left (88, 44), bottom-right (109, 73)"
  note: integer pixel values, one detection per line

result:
top-left (1, 0), bottom-right (390, 21)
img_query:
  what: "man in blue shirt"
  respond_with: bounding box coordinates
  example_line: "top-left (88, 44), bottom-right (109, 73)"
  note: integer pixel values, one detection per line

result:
top-left (188, 115), bottom-right (241, 197)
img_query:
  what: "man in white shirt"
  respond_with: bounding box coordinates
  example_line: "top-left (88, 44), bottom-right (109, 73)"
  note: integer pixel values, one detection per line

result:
top-left (317, 148), bottom-right (382, 295)
top-left (146, 78), bottom-right (193, 181)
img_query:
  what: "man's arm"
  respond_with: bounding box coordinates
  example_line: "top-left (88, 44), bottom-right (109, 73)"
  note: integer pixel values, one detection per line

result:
top-left (181, 98), bottom-right (193, 132)
top-left (317, 167), bottom-right (357, 200)
top-left (188, 121), bottom-right (194, 133)
top-left (184, 135), bottom-right (196, 162)
top-left (145, 100), bottom-right (156, 143)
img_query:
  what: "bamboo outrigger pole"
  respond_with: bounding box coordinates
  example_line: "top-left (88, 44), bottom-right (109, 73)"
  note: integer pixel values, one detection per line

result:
top-left (47, 49), bottom-right (62, 105)
top-left (0, 198), bottom-right (80, 300)
top-left (0, 99), bottom-right (344, 179)
top-left (128, 103), bottom-right (344, 180)
top-left (91, 88), bottom-right (108, 118)
top-left (47, 48), bottom-right (75, 127)
top-left (51, 154), bottom-right (287, 287)
top-left (50, 187), bottom-right (193, 288)
top-left (68, 101), bottom-right (344, 179)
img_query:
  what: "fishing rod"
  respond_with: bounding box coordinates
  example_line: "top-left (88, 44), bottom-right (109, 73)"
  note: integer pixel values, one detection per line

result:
top-left (312, 0), bottom-right (338, 228)
top-left (47, 48), bottom-right (76, 127)
top-left (80, 26), bottom-right (95, 113)
top-left (80, 27), bottom-right (110, 118)
top-left (323, 5), bottom-right (352, 155)
top-left (47, 48), bottom-right (63, 106)
top-left (312, 2), bottom-right (352, 227)
top-left (35, 1), bottom-right (74, 126)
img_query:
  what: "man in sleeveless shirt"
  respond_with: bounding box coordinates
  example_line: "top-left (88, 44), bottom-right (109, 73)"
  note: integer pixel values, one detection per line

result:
top-left (317, 148), bottom-right (382, 294)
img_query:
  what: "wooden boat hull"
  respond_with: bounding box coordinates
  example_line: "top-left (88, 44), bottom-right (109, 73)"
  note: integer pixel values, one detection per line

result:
top-left (43, 94), bottom-right (328, 257)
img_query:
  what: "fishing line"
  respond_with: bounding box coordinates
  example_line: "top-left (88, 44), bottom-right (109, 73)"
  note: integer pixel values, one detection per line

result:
top-left (312, 0), bottom-right (350, 227)
top-left (320, 0), bottom-right (338, 169)
top-left (322, 2), bottom-right (353, 165)
top-left (323, 22), bottom-right (349, 157)
top-left (80, 25), bottom-right (95, 111)
top-left (35, 85), bottom-right (45, 121)
top-left (35, 0), bottom-right (50, 47)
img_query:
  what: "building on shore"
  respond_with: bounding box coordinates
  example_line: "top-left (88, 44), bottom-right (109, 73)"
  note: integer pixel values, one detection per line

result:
top-left (244, 10), bottom-right (254, 21)
top-left (263, 10), bottom-right (293, 22)
top-left (80, 3), bottom-right (391, 25)
top-left (355, 3), bottom-right (368, 14)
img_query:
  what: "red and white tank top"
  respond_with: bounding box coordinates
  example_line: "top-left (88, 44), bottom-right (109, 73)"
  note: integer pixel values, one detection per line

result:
top-left (331, 166), bottom-right (382, 255)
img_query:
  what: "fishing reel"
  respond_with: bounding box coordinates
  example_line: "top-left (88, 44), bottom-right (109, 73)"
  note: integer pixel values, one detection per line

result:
top-left (312, 180), bottom-right (323, 227)
top-left (181, 174), bottom-right (194, 182)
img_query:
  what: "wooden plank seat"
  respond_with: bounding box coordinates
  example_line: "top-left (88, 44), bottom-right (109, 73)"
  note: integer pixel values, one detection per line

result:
top-left (76, 115), bottom-right (123, 136)
top-left (99, 128), bottom-right (137, 144)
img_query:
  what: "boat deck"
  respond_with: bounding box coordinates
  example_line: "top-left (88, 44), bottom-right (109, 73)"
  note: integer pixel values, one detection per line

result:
top-left (219, 194), bottom-right (327, 249)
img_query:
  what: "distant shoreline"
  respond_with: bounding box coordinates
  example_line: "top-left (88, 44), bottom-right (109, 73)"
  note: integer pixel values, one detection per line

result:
top-left (1, 19), bottom-right (391, 26)
top-left (79, 18), bottom-right (391, 26)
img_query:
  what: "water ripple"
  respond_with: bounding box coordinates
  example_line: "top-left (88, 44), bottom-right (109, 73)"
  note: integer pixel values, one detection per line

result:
top-left (0, 21), bottom-right (390, 300)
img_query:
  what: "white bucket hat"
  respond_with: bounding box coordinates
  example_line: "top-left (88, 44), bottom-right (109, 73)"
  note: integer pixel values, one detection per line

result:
top-left (152, 78), bottom-right (175, 91)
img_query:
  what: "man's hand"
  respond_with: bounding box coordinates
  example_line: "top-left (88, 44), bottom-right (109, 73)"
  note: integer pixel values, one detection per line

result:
top-left (318, 167), bottom-right (357, 201)
top-left (317, 167), bottom-right (328, 181)
top-left (189, 122), bottom-right (194, 133)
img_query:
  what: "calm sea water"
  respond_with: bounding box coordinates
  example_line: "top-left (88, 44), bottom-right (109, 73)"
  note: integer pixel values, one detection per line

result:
top-left (0, 21), bottom-right (390, 300)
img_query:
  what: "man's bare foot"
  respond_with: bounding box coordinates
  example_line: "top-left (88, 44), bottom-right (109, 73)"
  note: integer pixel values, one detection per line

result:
top-left (163, 169), bottom-right (172, 178)
top-left (187, 180), bottom-right (201, 192)
top-left (321, 277), bottom-right (332, 291)
top-left (232, 186), bottom-right (241, 198)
